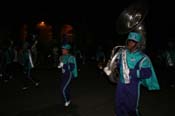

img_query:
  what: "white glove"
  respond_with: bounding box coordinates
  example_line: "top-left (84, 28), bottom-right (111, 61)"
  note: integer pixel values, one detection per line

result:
top-left (104, 67), bottom-right (112, 76)
top-left (57, 62), bottom-right (64, 68)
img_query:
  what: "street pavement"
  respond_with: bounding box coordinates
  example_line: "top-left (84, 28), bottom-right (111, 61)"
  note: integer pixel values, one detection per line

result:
top-left (0, 62), bottom-right (175, 116)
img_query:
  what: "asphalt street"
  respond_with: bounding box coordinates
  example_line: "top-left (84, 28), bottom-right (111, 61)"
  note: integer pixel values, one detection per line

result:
top-left (0, 62), bottom-right (174, 116)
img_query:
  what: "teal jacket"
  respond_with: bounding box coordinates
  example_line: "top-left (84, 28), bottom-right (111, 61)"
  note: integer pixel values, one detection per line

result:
top-left (59, 54), bottom-right (78, 78)
top-left (118, 49), bottom-right (160, 90)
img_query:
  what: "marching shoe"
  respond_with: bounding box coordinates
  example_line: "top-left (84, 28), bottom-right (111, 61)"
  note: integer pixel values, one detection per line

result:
top-left (64, 101), bottom-right (71, 107)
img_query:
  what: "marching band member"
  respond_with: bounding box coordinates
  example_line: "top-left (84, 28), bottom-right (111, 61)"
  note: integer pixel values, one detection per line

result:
top-left (114, 32), bottom-right (160, 116)
top-left (20, 41), bottom-right (39, 90)
top-left (58, 43), bottom-right (78, 107)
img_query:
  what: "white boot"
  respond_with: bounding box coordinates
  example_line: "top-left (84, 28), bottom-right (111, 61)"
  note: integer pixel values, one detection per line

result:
top-left (64, 101), bottom-right (71, 107)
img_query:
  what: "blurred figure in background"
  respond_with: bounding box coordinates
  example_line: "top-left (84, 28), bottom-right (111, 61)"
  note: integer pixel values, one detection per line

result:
top-left (73, 45), bottom-right (83, 71)
top-left (159, 40), bottom-right (175, 88)
top-left (19, 41), bottom-right (39, 90)
top-left (2, 40), bottom-right (14, 82)
top-left (96, 45), bottom-right (106, 77)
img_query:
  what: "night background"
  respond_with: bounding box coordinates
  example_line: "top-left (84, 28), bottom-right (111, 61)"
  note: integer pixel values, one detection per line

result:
top-left (0, 0), bottom-right (175, 116)
top-left (1, 0), bottom-right (175, 49)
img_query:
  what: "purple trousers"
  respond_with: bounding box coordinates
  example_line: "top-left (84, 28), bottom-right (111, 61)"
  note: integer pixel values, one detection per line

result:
top-left (115, 78), bottom-right (141, 116)
top-left (60, 72), bottom-right (72, 103)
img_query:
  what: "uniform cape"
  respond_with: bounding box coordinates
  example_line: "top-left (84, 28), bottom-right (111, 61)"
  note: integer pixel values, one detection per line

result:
top-left (68, 55), bottom-right (78, 78)
top-left (140, 56), bottom-right (160, 90)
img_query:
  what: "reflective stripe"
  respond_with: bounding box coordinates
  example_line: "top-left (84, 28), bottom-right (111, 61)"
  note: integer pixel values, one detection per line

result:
top-left (137, 70), bottom-right (140, 78)
top-left (122, 50), bottom-right (130, 84)
top-left (139, 56), bottom-right (146, 69)
top-left (28, 50), bottom-right (34, 68)
top-left (136, 82), bottom-right (141, 116)
top-left (63, 73), bottom-right (72, 102)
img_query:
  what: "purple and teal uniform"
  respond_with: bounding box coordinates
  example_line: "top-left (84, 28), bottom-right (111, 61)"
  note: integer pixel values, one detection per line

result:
top-left (59, 54), bottom-right (76, 103)
top-left (115, 32), bottom-right (160, 116)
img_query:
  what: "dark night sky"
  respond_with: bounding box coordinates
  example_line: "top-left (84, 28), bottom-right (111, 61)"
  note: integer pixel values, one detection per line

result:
top-left (0, 0), bottom-right (134, 39)
top-left (0, 0), bottom-right (175, 48)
